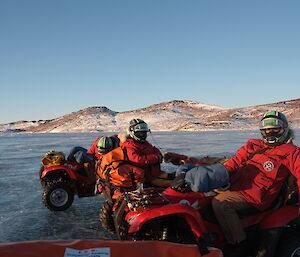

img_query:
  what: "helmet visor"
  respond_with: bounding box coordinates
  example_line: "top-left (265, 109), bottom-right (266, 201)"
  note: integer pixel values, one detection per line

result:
top-left (260, 118), bottom-right (283, 130)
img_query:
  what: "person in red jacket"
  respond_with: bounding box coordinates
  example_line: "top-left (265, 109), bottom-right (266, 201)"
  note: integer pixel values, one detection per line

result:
top-left (209, 110), bottom-right (300, 256)
top-left (120, 119), bottom-right (173, 186)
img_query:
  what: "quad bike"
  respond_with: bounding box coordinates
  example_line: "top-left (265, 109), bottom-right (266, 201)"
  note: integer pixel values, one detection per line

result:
top-left (98, 152), bottom-right (300, 257)
top-left (39, 149), bottom-right (96, 211)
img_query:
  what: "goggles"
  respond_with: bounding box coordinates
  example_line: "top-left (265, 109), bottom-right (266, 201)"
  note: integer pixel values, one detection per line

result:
top-left (260, 117), bottom-right (283, 130)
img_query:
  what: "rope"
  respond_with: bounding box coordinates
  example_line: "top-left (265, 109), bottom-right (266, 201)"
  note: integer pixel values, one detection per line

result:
top-left (149, 130), bottom-right (165, 153)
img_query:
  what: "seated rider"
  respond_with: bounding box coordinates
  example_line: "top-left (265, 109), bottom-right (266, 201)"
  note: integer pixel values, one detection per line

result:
top-left (85, 135), bottom-right (124, 185)
top-left (120, 118), bottom-right (175, 187)
top-left (173, 110), bottom-right (300, 257)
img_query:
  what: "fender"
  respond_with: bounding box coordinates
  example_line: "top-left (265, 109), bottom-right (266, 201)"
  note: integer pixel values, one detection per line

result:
top-left (163, 187), bottom-right (214, 206)
top-left (126, 203), bottom-right (208, 238)
top-left (41, 165), bottom-right (77, 180)
top-left (260, 205), bottom-right (299, 229)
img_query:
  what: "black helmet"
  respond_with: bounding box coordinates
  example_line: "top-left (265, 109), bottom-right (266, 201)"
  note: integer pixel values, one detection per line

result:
top-left (97, 136), bottom-right (114, 154)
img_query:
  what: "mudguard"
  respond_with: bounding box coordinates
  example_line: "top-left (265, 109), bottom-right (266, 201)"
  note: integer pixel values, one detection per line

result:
top-left (126, 203), bottom-right (208, 238)
top-left (41, 165), bottom-right (78, 180)
top-left (259, 205), bottom-right (299, 229)
top-left (162, 187), bottom-right (213, 206)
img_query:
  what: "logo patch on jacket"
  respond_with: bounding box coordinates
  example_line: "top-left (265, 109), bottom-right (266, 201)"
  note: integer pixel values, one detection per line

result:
top-left (263, 161), bottom-right (274, 171)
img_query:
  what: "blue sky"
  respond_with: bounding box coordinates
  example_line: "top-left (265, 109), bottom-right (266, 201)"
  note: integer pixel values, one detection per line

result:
top-left (1, 0), bottom-right (300, 124)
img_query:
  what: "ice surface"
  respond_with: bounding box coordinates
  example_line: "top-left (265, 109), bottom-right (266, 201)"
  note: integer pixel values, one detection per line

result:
top-left (0, 130), bottom-right (299, 242)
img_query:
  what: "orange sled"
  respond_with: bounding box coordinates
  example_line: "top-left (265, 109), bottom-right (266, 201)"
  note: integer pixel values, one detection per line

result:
top-left (0, 240), bottom-right (223, 257)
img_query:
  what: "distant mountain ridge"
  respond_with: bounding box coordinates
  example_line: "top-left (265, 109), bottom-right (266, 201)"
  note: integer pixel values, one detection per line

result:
top-left (1, 99), bottom-right (300, 133)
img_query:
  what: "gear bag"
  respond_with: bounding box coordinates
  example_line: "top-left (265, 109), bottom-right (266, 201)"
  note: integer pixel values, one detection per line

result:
top-left (96, 147), bottom-right (145, 188)
top-left (41, 150), bottom-right (65, 168)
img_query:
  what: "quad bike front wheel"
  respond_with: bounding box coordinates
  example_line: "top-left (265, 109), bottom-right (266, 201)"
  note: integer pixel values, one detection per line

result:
top-left (275, 230), bottom-right (300, 257)
top-left (99, 200), bottom-right (116, 233)
top-left (42, 181), bottom-right (74, 211)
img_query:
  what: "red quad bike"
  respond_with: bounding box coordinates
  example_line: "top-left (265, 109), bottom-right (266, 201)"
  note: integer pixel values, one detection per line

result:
top-left (40, 150), bottom-right (96, 211)
top-left (99, 153), bottom-right (300, 257)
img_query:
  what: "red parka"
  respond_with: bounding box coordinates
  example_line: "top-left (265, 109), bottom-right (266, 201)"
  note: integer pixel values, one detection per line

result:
top-left (87, 137), bottom-right (103, 160)
top-left (120, 139), bottom-right (163, 182)
top-left (225, 139), bottom-right (300, 210)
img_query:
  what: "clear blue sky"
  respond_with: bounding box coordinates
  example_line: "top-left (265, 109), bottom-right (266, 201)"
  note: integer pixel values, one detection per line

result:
top-left (1, 0), bottom-right (300, 124)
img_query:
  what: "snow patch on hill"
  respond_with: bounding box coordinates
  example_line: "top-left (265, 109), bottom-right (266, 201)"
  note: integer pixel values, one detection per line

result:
top-left (1, 99), bottom-right (300, 133)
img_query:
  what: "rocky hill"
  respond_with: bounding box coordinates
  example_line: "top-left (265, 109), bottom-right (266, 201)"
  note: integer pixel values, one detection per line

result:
top-left (1, 99), bottom-right (300, 133)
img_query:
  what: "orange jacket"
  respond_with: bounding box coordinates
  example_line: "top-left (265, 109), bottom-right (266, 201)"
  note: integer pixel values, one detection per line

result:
top-left (97, 147), bottom-right (144, 188)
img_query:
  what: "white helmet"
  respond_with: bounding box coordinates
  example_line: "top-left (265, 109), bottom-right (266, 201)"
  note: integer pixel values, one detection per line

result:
top-left (128, 119), bottom-right (150, 142)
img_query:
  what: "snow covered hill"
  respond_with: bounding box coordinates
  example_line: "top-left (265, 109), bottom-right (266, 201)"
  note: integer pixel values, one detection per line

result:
top-left (1, 99), bottom-right (300, 133)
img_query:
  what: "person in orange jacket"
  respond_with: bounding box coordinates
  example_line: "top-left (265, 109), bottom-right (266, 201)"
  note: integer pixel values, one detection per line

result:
top-left (88, 135), bottom-right (121, 160)
top-left (120, 119), bottom-right (174, 186)
top-left (83, 135), bottom-right (121, 184)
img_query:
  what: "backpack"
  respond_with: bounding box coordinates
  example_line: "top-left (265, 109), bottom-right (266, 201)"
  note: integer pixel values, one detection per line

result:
top-left (96, 147), bottom-right (145, 188)
top-left (41, 150), bottom-right (65, 168)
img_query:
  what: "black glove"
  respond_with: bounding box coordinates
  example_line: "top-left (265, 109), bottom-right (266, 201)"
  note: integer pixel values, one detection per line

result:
top-left (170, 173), bottom-right (191, 193)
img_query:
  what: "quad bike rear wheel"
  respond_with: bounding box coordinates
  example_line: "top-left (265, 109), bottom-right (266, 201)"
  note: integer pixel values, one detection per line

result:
top-left (275, 230), bottom-right (300, 257)
top-left (42, 181), bottom-right (74, 211)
